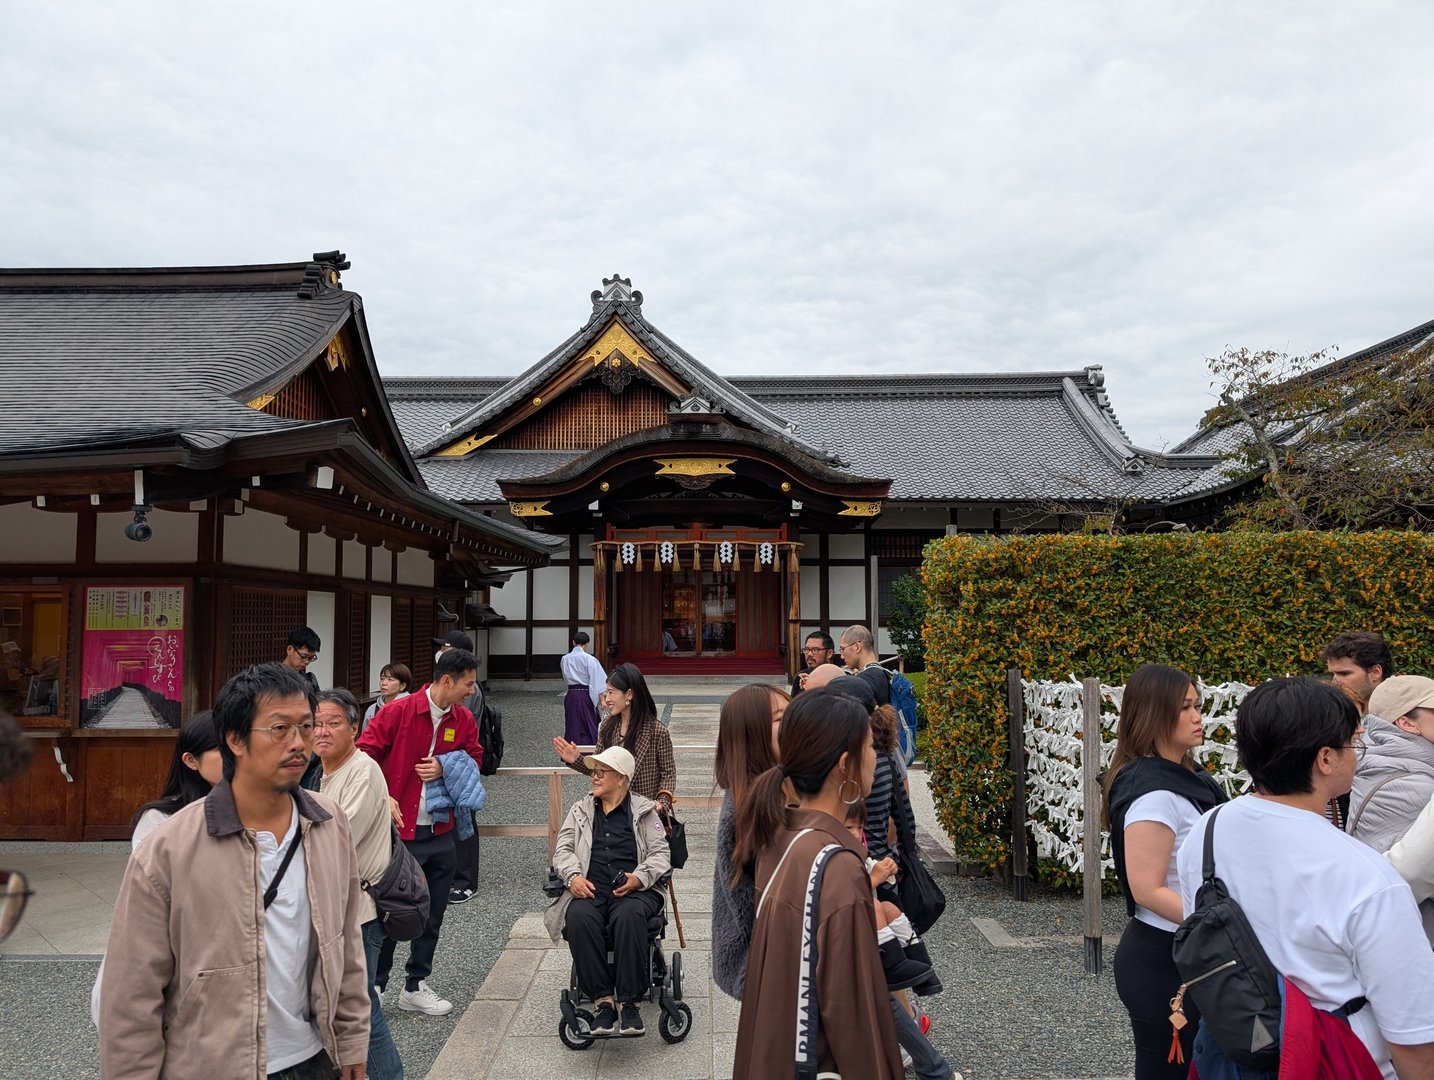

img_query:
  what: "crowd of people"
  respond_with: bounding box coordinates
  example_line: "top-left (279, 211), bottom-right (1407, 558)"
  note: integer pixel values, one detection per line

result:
top-left (6, 615), bottom-right (1434, 1078)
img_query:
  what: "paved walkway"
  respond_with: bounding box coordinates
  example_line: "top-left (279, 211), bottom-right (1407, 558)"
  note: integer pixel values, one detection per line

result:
top-left (426, 697), bottom-right (727, 1080)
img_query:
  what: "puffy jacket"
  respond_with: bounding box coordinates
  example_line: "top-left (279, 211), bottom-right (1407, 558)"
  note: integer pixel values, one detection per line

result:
top-left (425, 749), bottom-right (487, 840)
top-left (1349, 716), bottom-right (1434, 852)
top-left (543, 791), bottom-right (670, 942)
top-left (98, 782), bottom-right (370, 1078)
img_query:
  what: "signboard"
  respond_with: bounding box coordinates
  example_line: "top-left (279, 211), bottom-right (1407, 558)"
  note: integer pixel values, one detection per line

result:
top-left (80, 586), bottom-right (185, 730)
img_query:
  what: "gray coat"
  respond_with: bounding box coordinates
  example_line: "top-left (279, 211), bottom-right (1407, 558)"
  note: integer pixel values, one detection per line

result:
top-left (543, 790), bottom-right (670, 943)
top-left (1349, 716), bottom-right (1434, 853)
top-left (712, 790), bottom-right (756, 999)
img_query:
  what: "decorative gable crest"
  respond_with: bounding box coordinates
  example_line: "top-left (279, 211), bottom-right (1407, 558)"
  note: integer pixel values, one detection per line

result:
top-left (582, 318), bottom-right (658, 396)
top-left (670, 394), bottom-right (722, 416)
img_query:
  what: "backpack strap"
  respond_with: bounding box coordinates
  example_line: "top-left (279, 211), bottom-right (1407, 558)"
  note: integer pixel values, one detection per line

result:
top-left (262, 796), bottom-right (303, 911)
top-left (1346, 774), bottom-right (1403, 837)
top-left (1200, 803), bottom-right (1223, 886)
top-left (754, 828), bottom-right (814, 925)
top-left (795, 842), bottom-right (863, 1080)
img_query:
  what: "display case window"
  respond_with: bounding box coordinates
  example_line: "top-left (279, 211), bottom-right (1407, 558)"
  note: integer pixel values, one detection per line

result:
top-left (0, 589), bottom-right (66, 721)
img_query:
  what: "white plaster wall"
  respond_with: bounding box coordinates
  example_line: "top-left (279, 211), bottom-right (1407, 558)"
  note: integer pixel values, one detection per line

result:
top-left (0, 505), bottom-right (78, 563)
top-left (343, 539), bottom-right (366, 581)
top-left (223, 509), bottom-right (300, 572)
top-left (533, 626), bottom-right (569, 656)
top-left (578, 559), bottom-right (594, 617)
top-left (396, 548), bottom-right (433, 587)
top-left (956, 507), bottom-right (995, 530)
top-left (308, 534), bottom-right (336, 577)
top-left (827, 565), bottom-right (868, 624)
top-left (372, 547), bottom-right (394, 584)
top-left (368, 595), bottom-right (392, 692)
top-left (96, 508), bottom-right (197, 563)
top-left (306, 591), bottom-right (336, 689)
top-left (489, 573), bottom-right (528, 620)
top-left (532, 566), bottom-right (569, 621)
top-left (827, 533), bottom-right (866, 560)
top-left (490, 626), bottom-right (526, 656)
top-left (799, 565), bottom-right (821, 621)
top-left (874, 506), bottom-right (949, 529)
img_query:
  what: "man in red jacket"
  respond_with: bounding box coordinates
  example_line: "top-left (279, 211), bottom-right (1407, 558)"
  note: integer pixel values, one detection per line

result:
top-left (357, 647), bottom-right (481, 1017)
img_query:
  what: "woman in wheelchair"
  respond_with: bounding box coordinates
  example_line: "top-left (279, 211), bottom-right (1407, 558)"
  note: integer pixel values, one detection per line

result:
top-left (543, 744), bottom-right (672, 1038)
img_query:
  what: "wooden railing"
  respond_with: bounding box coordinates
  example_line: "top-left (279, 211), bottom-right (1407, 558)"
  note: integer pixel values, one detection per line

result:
top-left (475, 744), bottom-right (721, 860)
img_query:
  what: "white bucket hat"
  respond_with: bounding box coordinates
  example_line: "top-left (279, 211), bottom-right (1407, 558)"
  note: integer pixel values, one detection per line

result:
top-left (584, 745), bottom-right (635, 780)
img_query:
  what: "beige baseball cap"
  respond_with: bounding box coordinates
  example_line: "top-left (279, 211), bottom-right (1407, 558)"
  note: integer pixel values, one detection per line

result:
top-left (584, 745), bottom-right (635, 779)
top-left (1368, 675), bottom-right (1434, 722)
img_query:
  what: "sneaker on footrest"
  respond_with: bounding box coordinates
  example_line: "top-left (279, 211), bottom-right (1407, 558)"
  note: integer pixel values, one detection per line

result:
top-left (619, 1003), bottom-right (645, 1036)
top-left (397, 980), bottom-right (453, 1016)
top-left (589, 1002), bottom-right (618, 1035)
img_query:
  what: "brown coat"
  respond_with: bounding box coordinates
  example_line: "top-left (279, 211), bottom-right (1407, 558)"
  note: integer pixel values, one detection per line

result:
top-left (732, 808), bottom-right (904, 1079)
top-left (99, 781), bottom-right (371, 1079)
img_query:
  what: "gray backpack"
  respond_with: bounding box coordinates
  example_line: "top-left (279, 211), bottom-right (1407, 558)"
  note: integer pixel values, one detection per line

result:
top-left (362, 822), bottom-right (431, 941)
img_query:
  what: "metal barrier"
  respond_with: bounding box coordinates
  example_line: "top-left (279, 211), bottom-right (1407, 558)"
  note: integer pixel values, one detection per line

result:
top-left (475, 744), bottom-right (722, 860)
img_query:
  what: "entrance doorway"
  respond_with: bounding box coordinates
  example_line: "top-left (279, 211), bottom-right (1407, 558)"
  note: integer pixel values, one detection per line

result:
top-left (660, 572), bottom-right (737, 657)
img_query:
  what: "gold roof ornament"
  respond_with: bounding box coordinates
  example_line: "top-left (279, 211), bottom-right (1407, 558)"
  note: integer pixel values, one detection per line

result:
top-left (654, 458), bottom-right (736, 478)
top-left (838, 500), bottom-right (883, 517)
top-left (509, 500), bottom-right (553, 518)
top-left (433, 432), bottom-right (495, 457)
top-left (582, 319), bottom-right (656, 369)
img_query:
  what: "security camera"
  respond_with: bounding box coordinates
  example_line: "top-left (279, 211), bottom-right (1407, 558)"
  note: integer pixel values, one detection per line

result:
top-left (125, 505), bottom-right (153, 543)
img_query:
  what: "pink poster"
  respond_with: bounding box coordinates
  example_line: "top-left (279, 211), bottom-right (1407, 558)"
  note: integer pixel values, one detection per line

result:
top-left (80, 586), bottom-right (185, 730)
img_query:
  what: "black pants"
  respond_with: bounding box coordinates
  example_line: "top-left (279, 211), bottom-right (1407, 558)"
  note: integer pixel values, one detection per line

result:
top-left (377, 826), bottom-right (456, 992)
top-left (1113, 917), bottom-right (1198, 1080)
top-left (451, 813), bottom-right (480, 891)
top-left (564, 888), bottom-right (664, 1004)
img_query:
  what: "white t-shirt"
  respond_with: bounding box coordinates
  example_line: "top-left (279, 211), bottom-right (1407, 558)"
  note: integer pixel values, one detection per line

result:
top-left (260, 802), bottom-right (323, 1074)
top-left (416, 687), bottom-right (447, 826)
top-left (1124, 789), bottom-right (1203, 932)
top-left (1177, 795), bottom-right (1434, 1077)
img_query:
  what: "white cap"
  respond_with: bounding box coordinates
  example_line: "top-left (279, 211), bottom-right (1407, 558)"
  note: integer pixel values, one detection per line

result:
top-left (583, 745), bottom-right (635, 780)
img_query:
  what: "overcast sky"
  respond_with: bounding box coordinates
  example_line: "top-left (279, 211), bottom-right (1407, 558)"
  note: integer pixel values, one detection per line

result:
top-left (4, 2), bottom-right (1432, 450)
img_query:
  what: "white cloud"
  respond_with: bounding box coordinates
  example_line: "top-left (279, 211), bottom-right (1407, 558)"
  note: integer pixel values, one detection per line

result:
top-left (3, 0), bottom-right (1432, 449)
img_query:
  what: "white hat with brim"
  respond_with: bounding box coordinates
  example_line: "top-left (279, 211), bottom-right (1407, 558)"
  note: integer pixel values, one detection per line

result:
top-left (1369, 675), bottom-right (1434, 724)
top-left (584, 745), bottom-right (635, 780)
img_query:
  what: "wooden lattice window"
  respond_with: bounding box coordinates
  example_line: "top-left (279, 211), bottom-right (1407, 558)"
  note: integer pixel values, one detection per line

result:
top-left (228, 589), bottom-right (307, 680)
top-left (490, 379), bottom-right (670, 450)
top-left (342, 591), bottom-right (369, 695)
top-left (388, 596), bottom-right (437, 685)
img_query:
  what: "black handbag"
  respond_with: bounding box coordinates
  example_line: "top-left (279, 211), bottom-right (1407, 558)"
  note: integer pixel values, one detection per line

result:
top-left (656, 790), bottom-right (688, 870)
top-left (362, 822), bottom-right (431, 942)
top-left (891, 765), bottom-right (946, 935)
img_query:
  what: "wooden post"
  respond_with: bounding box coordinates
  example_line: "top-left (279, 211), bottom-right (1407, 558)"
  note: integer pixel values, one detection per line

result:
top-left (1007, 668), bottom-right (1030, 901)
top-left (592, 543), bottom-right (608, 664)
top-left (786, 545), bottom-right (802, 679)
top-left (1082, 676), bottom-right (1104, 975)
top-left (547, 771), bottom-right (563, 864)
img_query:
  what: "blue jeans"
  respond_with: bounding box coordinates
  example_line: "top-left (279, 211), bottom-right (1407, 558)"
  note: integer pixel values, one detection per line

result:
top-left (890, 995), bottom-right (954, 1080)
top-left (363, 919), bottom-right (405, 1080)
top-left (267, 1050), bottom-right (335, 1079)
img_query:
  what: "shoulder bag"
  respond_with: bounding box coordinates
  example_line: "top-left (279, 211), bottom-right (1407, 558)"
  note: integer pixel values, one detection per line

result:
top-left (362, 821), bottom-right (431, 941)
top-left (656, 788), bottom-right (688, 869)
top-left (890, 765), bottom-right (946, 934)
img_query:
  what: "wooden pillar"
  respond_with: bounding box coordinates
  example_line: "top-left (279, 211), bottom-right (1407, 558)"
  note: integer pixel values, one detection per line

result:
top-left (593, 544), bottom-right (608, 664)
top-left (786, 544), bottom-right (801, 678)
top-left (1081, 677), bottom-right (1104, 974)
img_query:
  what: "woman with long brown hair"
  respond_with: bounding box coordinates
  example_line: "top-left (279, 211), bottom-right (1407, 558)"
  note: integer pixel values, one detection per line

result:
top-left (1103, 663), bottom-right (1227, 1078)
top-left (731, 688), bottom-right (903, 1078)
top-left (555, 662), bottom-right (676, 812)
top-left (712, 682), bottom-right (787, 998)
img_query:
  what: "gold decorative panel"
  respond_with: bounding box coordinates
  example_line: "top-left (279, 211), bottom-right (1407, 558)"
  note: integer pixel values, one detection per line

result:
top-left (838, 500), bottom-right (883, 517)
top-left (581, 318), bottom-right (656, 369)
top-left (509, 500), bottom-right (553, 518)
top-left (654, 458), bottom-right (736, 479)
top-left (433, 433), bottom-right (496, 457)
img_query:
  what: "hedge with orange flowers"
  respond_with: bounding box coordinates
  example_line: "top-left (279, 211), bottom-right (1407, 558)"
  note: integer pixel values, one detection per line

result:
top-left (922, 530), bottom-right (1434, 877)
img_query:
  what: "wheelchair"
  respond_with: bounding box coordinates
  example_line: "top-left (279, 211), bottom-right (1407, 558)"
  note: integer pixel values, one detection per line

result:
top-left (545, 872), bottom-right (693, 1050)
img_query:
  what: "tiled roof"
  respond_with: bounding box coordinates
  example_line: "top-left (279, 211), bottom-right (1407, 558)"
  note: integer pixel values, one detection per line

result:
top-left (419, 452), bottom-right (583, 503)
top-left (0, 278), bottom-right (353, 455)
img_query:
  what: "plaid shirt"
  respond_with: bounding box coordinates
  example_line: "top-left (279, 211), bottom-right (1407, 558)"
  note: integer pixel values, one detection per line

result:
top-left (570, 716), bottom-right (677, 812)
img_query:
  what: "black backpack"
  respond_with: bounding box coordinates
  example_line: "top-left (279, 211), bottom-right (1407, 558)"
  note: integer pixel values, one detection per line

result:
top-left (1171, 806), bottom-right (1283, 1071)
top-left (362, 821), bottom-right (431, 941)
top-left (478, 703), bottom-right (503, 776)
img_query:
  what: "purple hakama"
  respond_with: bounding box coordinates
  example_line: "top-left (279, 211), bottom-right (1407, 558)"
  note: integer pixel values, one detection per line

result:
top-left (564, 684), bottom-right (599, 745)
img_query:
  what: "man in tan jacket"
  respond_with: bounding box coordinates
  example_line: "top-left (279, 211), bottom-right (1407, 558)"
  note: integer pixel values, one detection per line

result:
top-left (100, 664), bottom-right (370, 1080)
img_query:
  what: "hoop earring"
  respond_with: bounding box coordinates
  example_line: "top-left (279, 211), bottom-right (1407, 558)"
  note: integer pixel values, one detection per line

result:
top-left (837, 775), bottom-right (861, 806)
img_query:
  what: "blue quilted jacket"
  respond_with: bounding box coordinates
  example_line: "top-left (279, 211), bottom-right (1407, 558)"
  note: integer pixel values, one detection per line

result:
top-left (426, 750), bottom-right (486, 839)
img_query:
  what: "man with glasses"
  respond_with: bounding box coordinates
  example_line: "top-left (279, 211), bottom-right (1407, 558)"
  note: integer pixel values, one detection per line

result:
top-left (1175, 677), bottom-right (1434, 1077)
top-left (315, 688), bottom-right (404, 1080)
top-left (358, 647), bottom-right (483, 1017)
top-left (790, 631), bottom-right (835, 697)
top-left (282, 627), bottom-right (323, 692)
top-left (100, 663), bottom-right (370, 1080)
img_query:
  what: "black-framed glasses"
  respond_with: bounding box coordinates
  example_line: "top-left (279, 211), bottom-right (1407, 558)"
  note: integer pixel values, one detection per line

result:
top-left (295, 650), bottom-right (319, 663)
top-left (1340, 739), bottom-right (1366, 760)
top-left (1, 869), bottom-right (35, 942)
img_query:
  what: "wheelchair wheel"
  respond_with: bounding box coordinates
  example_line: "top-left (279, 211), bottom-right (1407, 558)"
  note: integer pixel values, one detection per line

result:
top-left (659, 1001), bottom-right (693, 1044)
top-left (559, 1008), bottom-right (597, 1051)
top-left (669, 951), bottom-right (683, 999)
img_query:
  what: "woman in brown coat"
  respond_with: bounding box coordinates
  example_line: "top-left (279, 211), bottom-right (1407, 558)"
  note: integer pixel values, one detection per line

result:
top-left (731, 688), bottom-right (904, 1079)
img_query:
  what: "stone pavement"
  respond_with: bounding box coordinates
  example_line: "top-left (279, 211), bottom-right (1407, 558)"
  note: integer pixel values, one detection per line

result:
top-left (426, 691), bottom-right (727, 1080)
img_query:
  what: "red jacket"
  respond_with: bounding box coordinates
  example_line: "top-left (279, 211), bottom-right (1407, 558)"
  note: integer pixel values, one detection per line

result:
top-left (357, 686), bottom-right (482, 841)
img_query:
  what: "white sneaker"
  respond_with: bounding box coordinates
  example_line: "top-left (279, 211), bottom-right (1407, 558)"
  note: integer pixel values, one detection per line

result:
top-left (397, 980), bottom-right (453, 1016)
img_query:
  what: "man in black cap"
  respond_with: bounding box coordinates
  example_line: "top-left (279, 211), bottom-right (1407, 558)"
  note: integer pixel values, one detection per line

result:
top-left (433, 631), bottom-right (486, 906)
